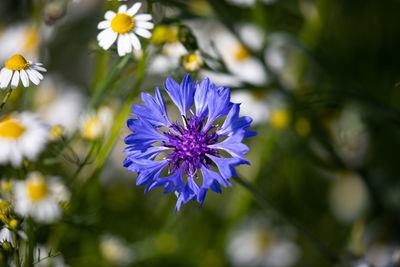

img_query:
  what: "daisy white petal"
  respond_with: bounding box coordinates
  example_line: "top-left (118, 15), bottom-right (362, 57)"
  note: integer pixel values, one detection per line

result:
top-left (129, 33), bottom-right (141, 50)
top-left (31, 65), bottom-right (46, 73)
top-left (11, 70), bottom-right (20, 89)
top-left (0, 69), bottom-right (13, 88)
top-left (100, 31), bottom-right (118, 50)
top-left (27, 69), bottom-right (40, 85)
top-left (98, 20), bottom-right (111, 30)
top-left (105, 10), bottom-right (116, 20)
top-left (118, 5), bottom-right (127, 13)
top-left (134, 14), bottom-right (152, 21)
top-left (30, 69), bottom-right (44, 80)
top-left (117, 35), bottom-right (127, 56)
top-left (127, 2), bottom-right (142, 16)
top-left (20, 69), bottom-right (29, 87)
top-left (136, 21), bottom-right (154, 29)
top-left (135, 28), bottom-right (152, 38)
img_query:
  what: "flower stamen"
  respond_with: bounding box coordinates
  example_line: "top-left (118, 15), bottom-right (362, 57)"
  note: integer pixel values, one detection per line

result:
top-left (111, 13), bottom-right (135, 34)
top-left (5, 54), bottom-right (30, 71)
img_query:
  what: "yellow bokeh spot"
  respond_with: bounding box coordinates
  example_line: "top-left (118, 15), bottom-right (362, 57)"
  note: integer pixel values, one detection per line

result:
top-left (27, 176), bottom-right (48, 202)
top-left (270, 109), bottom-right (290, 129)
top-left (50, 125), bottom-right (64, 140)
top-left (83, 117), bottom-right (103, 140)
top-left (295, 118), bottom-right (311, 137)
top-left (0, 200), bottom-right (11, 214)
top-left (151, 25), bottom-right (178, 45)
top-left (4, 54), bottom-right (30, 71)
top-left (0, 117), bottom-right (25, 139)
top-left (23, 27), bottom-right (38, 53)
top-left (111, 13), bottom-right (134, 34)
top-left (9, 219), bottom-right (18, 229)
top-left (234, 44), bottom-right (250, 61)
top-left (187, 53), bottom-right (198, 64)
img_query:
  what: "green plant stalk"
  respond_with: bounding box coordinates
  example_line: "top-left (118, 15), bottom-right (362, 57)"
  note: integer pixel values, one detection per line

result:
top-left (0, 87), bottom-right (13, 112)
top-left (91, 52), bottom-right (147, 177)
top-left (26, 218), bottom-right (34, 267)
top-left (12, 231), bottom-right (20, 267)
top-left (88, 55), bottom-right (131, 109)
top-left (232, 175), bottom-right (340, 264)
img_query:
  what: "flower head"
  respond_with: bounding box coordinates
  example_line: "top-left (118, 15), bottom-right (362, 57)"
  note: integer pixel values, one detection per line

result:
top-left (97, 3), bottom-right (154, 56)
top-left (123, 74), bottom-right (256, 212)
top-left (0, 112), bottom-right (49, 167)
top-left (14, 172), bottom-right (69, 223)
top-left (0, 54), bottom-right (46, 89)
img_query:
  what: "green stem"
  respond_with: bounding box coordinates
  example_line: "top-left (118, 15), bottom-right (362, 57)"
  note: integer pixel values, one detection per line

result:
top-left (26, 218), bottom-right (34, 267)
top-left (232, 176), bottom-right (340, 264)
top-left (88, 55), bottom-right (131, 109)
top-left (0, 87), bottom-right (13, 112)
top-left (70, 141), bottom-right (97, 184)
top-left (12, 231), bottom-right (20, 267)
top-left (90, 52), bottom-right (147, 178)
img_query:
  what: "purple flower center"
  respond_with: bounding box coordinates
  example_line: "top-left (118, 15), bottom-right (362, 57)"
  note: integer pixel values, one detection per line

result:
top-left (162, 115), bottom-right (219, 177)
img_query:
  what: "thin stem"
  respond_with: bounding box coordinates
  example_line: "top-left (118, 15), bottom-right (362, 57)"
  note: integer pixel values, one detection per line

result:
top-left (0, 87), bottom-right (13, 112)
top-left (12, 231), bottom-right (20, 267)
top-left (90, 50), bottom-right (147, 178)
top-left (232, 176), bottom-right (340, 264)
top-left (26, 218), bottom-right (34, 267)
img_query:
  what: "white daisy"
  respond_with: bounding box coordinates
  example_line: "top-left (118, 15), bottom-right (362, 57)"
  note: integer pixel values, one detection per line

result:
top-left (181, 50), bottom-right (203, 71)
top-left (97, 3), bottom-right (154, 56)
top-left (227, 216), bottom-right (300, 267)
top-left (214, 29), bottom-right (268, 86)
top-left (14, 172), bottom-right (68, 223)
top-left (0, 112), bottom-right (49, 167)
top-left (80, 106), bottom-right (114, 140)
top-left (0, 23), bottom-right (40, 64)
top-left (0, 54), bottom-right (46, 89)
top-left (0, 227), bottom-right (14, 247)
top-left (230, 90), bottom-right (269, 125)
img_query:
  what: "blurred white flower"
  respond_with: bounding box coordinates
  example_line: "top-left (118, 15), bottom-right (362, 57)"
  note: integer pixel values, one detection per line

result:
top-left (80, 106), bottom-right (114, 141)
top-left (14, 172), bottom-right (69, 223)
top-left (329, 106), bottom-right (369, 167)
top-left (231, 90), bottom-right (269, 124)
top-left (97, 3), bottom-right (153, 56)
top-left (329, 172), bottom-right (369, 223)
top-left (214, 28), bottom-right (268, 86)
top-left (34, 77), bottom-right (86, 134)
top-left (237, 23), bottom-right (265, 51)
top-left (0, 227), bottom-right (14, 247)
top-left (0, 54), bottom-right (46, 89)
top-left (0, 112), bottom-right (49, 167)
top-left (100, 234), bottom-right (134, 265)
top-left (182, 50), bottom-right (204, 72)
top-left (227, 0), bottom-right (277, 7)
top-left (227, 216), bottom-right (300, 267)
top-left (0, 23), bottom-right (39, 63)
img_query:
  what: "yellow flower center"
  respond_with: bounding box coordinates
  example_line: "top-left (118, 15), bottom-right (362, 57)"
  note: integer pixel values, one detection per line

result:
top-left (187, 53), bottom-right (198, 64)
top-left (151, 25), bottom-right (178, 44)
top-left (23, 27), bottom-right (38, 53)
top-left (111, 13), bottom-right (135, 34)
top-left (0, 117), bottom-right (25, 139)
top-left (27, 177), bottom-right (48, 202)
top-left (4, 54), bottom-right (30, 71)
top-left (270, 109), bottom-right (290, 129)
top-left (234, 44), bottom-right (250, 61)
top-left (83, 117), bottom-right (103, 140)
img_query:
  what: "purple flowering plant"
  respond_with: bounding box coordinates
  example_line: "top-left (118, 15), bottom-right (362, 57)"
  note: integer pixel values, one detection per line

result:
top-left (123, 74), bottom-right (256, 212)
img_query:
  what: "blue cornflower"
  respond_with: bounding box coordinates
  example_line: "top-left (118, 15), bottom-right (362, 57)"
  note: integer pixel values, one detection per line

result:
top-left (123, 74), bottom-right (256, 212)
